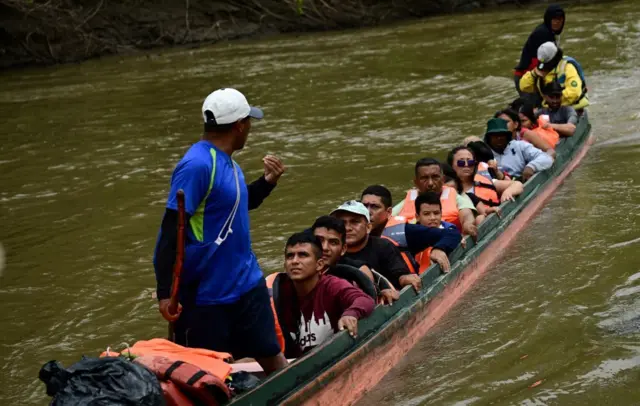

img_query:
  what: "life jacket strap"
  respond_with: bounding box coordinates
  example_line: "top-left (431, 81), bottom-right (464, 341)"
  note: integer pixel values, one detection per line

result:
top-left (186, 370), bottom-right (207, 386)
top-left (164, 361), bottom-right (185, 380)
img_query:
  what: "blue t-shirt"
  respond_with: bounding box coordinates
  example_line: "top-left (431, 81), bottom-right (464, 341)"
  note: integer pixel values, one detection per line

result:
top-left (165, 140), bottom-right (262, 305)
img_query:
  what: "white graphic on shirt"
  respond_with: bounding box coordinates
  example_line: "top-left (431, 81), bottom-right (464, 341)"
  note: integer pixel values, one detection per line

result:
top-left (291, 311), bottom-right (334, 351)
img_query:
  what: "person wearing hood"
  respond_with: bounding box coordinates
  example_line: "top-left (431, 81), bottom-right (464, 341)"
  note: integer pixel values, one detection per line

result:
top-left (519, 41), bottom-right (590, 110)
top-left (484, 117), bottom-right (554, 182)
top-left (514, 4), bottom-right (565, 96)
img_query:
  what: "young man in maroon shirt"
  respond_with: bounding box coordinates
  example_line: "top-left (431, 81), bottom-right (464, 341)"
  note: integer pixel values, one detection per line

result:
top-left (278, 232), bottom-right (375, 357)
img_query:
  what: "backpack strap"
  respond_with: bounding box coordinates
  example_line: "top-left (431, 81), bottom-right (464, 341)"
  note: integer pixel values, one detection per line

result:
top-left (271, 273), bottom-right (298, 356)
top-left (557, 57), bottom-right (588, 103)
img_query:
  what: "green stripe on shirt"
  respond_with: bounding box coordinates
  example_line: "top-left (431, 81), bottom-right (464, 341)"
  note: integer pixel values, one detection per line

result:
top-left (190, 148), bottom-right (217, 242)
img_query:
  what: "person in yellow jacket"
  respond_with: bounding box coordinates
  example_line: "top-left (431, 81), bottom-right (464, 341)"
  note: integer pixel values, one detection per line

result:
top-left (519, 42), bottom-right (589, 111)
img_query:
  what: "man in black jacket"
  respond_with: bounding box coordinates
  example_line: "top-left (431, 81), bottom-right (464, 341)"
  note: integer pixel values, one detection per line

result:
top-left (514, 4), bottom-right (565, 98)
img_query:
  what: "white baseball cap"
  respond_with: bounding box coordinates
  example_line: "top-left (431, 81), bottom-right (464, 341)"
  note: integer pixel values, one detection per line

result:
top-left (202, 88), bottom-right (264, 125)
top-left (330, 200), bottom-right (370, 223)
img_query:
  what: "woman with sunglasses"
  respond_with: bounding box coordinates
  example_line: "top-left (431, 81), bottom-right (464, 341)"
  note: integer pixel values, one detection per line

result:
top-left (447, 146), bottom-right (524, 223)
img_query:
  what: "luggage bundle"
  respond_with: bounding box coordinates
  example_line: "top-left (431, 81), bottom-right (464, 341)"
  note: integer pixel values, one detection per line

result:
top-left (40, 339), bottom-right (260, 405)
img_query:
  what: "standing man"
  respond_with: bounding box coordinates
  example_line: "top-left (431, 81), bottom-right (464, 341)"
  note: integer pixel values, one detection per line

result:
top-left (514, 4), bottom-right (565, 98)
top-left (153, 88), bottom-right (288, 374)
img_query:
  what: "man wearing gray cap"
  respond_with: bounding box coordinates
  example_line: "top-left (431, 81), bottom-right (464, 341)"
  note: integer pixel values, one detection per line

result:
top-left (519, 42), bottom-right (589, 111)
top-left (153, 88), bottom-right (288, 374)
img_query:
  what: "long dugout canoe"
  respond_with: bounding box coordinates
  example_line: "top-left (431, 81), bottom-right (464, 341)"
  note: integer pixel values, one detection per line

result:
top-left (232, 115), bottom-right (593, 406)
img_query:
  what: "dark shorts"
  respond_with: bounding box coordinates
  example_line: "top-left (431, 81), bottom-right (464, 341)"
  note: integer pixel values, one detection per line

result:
top-left (173, 278), bottom-right (281, 360)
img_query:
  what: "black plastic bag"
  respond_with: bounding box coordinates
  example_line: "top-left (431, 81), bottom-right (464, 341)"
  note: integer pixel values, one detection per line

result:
top-left (39, 357), bottom-right (165, 405)
top-left (227, 371), bottom-right (261, 395)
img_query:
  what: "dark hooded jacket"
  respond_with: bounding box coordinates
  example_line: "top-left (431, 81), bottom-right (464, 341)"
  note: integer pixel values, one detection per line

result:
top-left (514, 4), bottom-right (565, 74)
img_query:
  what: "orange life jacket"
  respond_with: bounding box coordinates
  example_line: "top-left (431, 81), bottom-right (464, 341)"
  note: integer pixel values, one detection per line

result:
top-left (472, 174), bottom-right (499, 207)
top-left (266, 273), bottom-right (286, 354)
top-left (398, 186), bottom-right (461, 230)
top-left (133, 355), bottom-right (231, 406)
top-left (522, 117), bottom-right (560, 149)
top-left (414, 247), bottom-right (433, 274)
top-left (158, 380), bottom-right (193, 406)
top-left (381, 216), bottom-right (420, 274)
top-left (100, 339), bottom-right (231, 381)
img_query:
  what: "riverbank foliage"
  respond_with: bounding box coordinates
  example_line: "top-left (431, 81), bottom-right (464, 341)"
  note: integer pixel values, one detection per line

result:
top-left (1, 0), bottom-right (541, 68)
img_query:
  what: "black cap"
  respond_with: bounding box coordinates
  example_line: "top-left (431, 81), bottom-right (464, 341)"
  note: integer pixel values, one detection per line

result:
top-left (543, 81), bottom-right (564, 96)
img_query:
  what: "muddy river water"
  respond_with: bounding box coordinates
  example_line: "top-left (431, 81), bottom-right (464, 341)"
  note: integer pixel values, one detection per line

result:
top-left (1, 1), bottom-right (639, 404)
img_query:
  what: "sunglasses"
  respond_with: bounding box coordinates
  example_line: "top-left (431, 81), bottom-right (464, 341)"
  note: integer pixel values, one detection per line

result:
top-left (456, 159), bottom-right (476, 168)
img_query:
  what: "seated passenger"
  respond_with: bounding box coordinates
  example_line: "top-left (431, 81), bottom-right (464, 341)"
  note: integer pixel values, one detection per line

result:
top-left (413, 192), bottom-right (461, 273)
top-left (274, 232), bottom-right (375, 358)
top-left (495, 108), bottom-right (555, 155)
top-left (484, 117), bottom-right (554, 181)
top-left (330, 200), bottom-right (422, 293)
top-left (391, 158), bottom-right (478, 239)
top-left (360, 185), bottom-right (393, 238)
top-left (448, 146), bottom-right (500, 207)
top-left (448, 146), bottom-right (524, 223)
top-left (311, 215), bottom-right (398, 305)
top-left (360, 185), bottom-right (461, 274)
top-left (519, 42), bottom-right (589, 111)
top-left (518, 103), bottom-right (560, 149)
top-left (537, 81), bottom-right (578, 137)
top-left (467, 140), bottom-right (501, 180)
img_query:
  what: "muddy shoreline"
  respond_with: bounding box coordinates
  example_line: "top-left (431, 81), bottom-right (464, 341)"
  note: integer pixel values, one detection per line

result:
top-left (0, 0), bottom-right (599, 70)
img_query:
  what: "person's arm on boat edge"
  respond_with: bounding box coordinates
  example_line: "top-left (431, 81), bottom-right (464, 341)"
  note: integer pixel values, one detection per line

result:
top-left (548, 122), bottom-right (576, 137)
top-left (545, 107), bottom-right (578, 137)
top-left (381, 240), bottom-right (421, 292)
top-left (521, 142), bottom-right (554, 181)
top-left (459, 208), bottom-right (478, 241)
top-left (331, 277), bottom-right (375, 338)
top-left (455, 193), bottom-right (478, 240)
top-left (153, 160), bottom-right (210, 321)
top-left (494, 180), bottom-right (524, 202)
top-left (247, 155), bottom-right (286, 210)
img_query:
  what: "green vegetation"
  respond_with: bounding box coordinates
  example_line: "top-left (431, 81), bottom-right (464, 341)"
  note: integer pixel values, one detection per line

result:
top-left (0, 0), bottom-right (550, 68)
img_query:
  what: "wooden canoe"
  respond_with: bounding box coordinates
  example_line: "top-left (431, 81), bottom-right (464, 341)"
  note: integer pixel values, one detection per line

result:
top-left (232, 115), bottom-right (593, 406)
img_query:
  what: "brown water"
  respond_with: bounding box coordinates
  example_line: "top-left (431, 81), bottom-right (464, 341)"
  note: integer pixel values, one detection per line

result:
top-left (1, 1), bottom-right (639, 404)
